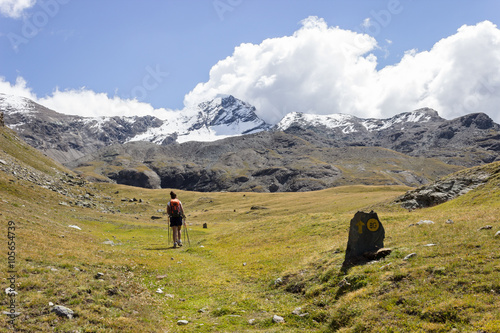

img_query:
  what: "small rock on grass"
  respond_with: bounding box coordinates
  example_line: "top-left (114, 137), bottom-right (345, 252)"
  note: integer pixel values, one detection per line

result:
top-left (495, 231), bottom-right (500, 238)
top-left (51, 305), bottom-right (75, 319)
top-left (403, 253), bottom-right (417, 261)
top-left (478, 225), bottom-right (493, 231)
top-left (177, 320), bottom-right (189, 325)
top-left (273, 315), bottom-right (285, 323)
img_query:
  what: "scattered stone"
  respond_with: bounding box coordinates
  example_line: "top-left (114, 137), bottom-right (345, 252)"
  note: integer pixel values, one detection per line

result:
top-left (68, 225), bottom-right (81, 230)
top-left (59, 201), bottom-right (70, 206)
top-left (403, 253), bottom-right (417, 261)
top-left (48, 302), bottom-right (54, 307)
top-left (495, 231), bottom-right (500, 238)
top-left (203, 223), bottom-right (208, 228)
top-left (380, 263), bottom-right (392, 270)
top-left (478, 225), bottom-right (493, 231)
top-left (3, 311), bottom-right (21, 317)
top-left (274, 277), bottom-right (283, 285)
top-left (0, 159), bottom-right (6, 165)
top-left (51, 305), bottom-right (75, 319)
top-left (156, 275), bottom-right (168, 280)
top-left (250, 206), bottom-right (268, 210)
top-left (177, 320), bottom-right (189, 325)
top-left (424, 244), bottom-right (437, 247)
top-left (198, 308), bottom-right (208, 313)
top-left (165, 294), bottom-right (175, 298)
top-left (5, 288), bottom-right (17, 296)
top-left (292, 307), bottom-right (302, 316)
top-left (156, 288), bottom-right (164, 294)
top-left (272, 315), bottom-right (285, 323)
top-left (248, 319), bottom-right (256, 325)
top-left (151, 216), bottom-right (162, 220)
top-left (416, 220), bottom-right (434, 225)
top-left (102, 240), bottom-right (115, 246)
top-left (94, 272), bottom-right (104, 279)
top-left (243, 262), bottom-right (247, 266)
top-left (338, 278), bottom-right (351, 288)
top-left (445, 219), bottom-right (454, 224)
top-left (363, 247), bottom-right (392, 261)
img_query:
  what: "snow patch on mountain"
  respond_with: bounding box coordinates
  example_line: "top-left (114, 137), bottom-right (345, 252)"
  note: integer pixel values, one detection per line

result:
top-left (277, 108), bottom-right (441, 134)
top-left (276, 112), bottom-right (359, 133)
top-left (127, 95), bottom-right (271, 144)
top-left (0, 93), bottom-right (35, 113)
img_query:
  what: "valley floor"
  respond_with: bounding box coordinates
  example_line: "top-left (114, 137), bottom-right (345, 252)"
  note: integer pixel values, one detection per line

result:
top-left (1, 177), bottom-right (500, 332)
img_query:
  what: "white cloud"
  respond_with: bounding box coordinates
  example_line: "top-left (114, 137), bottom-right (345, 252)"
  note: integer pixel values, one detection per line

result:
top-left (184, 17), bottom-right (500, 124)
top-left (1, 17), bottom-right (500, 126)
top-left (37, 88), bottom-right (173, 119)
top-left (0, 76), bottom-right (36, 99)
top-left (0, 77), bottom-right (173, 119)
top-left (0, 0), bottom-right (36, 18)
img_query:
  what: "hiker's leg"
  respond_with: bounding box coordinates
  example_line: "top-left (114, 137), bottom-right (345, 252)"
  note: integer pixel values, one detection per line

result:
top-left (177, 227), bottom-right (182, 242)
top-left (172, 226), bottom-right (179, 243)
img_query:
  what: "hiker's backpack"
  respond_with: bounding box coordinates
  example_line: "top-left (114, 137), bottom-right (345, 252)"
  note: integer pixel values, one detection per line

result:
top-left (170, 199), bottom-right (182, 218)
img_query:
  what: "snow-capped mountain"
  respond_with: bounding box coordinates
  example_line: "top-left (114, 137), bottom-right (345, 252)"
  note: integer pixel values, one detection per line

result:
top-left (276, 108), bottom-right (441, 134)
top-left (0, 93), bottom-right (271, 164)
top-left (128, 95), bottom-right (271, 144)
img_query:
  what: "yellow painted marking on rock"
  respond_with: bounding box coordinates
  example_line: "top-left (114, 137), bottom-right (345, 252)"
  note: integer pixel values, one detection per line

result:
top-left (367, 218), bottom-right (379, 232)
top-left (356, 220), bottom-right (365, 234)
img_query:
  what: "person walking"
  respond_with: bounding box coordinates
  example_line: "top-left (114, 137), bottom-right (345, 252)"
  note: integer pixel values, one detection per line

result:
top-left (167, 191), bottom-right (185, 248)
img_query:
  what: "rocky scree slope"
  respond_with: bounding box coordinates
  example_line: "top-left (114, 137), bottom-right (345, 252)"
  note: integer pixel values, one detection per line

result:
top-left (0, 123), bottom-right (113, 212)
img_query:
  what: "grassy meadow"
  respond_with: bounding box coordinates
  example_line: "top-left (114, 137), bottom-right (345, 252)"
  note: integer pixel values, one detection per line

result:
top-left (1, 172), bottom-right (499, 332)
top-left (1, 127), bottom-right (500, 332)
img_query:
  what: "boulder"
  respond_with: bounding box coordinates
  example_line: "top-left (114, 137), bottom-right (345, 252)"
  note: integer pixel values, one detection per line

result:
top-left (343, 211), bottom-right (385, 267)
top-left (110, 168), bottom-right (161, 189)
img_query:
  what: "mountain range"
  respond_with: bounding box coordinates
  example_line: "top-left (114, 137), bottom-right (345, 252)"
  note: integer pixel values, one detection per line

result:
top-left (1, 93), bottom-right (499, 192)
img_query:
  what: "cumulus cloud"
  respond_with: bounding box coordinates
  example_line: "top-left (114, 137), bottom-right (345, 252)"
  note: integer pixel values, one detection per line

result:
top-left (0, 76), bottom-right (36, 99)
top-left (38, 88), bottom-right (172, 119)
top-left (1, 17), bottom-right (500, 125)
top-left (184, 17), bottom-right (500, 124)
top-left (0, 0), bottom-right (36, 18)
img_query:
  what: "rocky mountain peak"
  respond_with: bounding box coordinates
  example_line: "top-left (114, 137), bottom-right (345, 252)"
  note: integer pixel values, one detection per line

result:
top-left (190, 95), bottom-right (270, 134)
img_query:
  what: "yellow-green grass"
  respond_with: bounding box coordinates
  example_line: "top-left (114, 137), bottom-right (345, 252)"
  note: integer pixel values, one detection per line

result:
top-left (1, 155), bottom-right (500, 332)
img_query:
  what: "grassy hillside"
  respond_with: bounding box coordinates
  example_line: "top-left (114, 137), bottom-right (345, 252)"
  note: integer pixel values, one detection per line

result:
top-left (1, 125), bottom-right (499, 332)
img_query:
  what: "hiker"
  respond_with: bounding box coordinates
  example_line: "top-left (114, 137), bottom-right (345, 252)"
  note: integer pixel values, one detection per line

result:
top-left (167, 191), bottom-right (185, 248)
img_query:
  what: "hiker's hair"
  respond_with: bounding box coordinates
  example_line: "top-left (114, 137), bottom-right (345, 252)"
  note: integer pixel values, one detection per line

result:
top-left (170, 191), bottom-right (177, 199)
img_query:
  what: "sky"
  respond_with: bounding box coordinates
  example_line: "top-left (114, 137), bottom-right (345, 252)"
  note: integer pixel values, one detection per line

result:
top-left (0, 0), bottom-right (500, 124)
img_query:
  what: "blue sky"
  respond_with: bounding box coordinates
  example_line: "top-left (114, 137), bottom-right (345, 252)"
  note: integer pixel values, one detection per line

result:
top-left (1, 0), bottom-right (500, 123)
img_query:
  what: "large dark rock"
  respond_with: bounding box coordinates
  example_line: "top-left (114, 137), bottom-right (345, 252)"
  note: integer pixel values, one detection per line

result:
top-left (110, 168), bottom-right (161, 189)
top-left (343, 211), bottom-right (386, 267)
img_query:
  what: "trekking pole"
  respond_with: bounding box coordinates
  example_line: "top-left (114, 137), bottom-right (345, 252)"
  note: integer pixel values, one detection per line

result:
top-left (167, 222), bottom-right (171, 246)
top-left (183, 218), bottom-right (191, 246)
